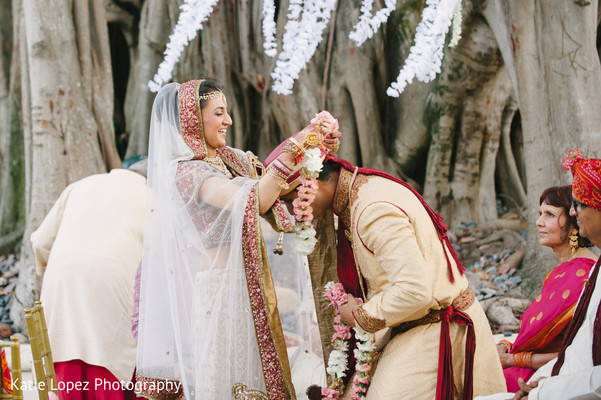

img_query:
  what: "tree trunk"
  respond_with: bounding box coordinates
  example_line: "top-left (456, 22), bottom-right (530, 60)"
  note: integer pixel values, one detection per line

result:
top-left (482, 0), bottom-right (601, 296)
top-left (0, 0), bottom-right (25, 254)
top-left (9, 0), bottom-right (120, 330)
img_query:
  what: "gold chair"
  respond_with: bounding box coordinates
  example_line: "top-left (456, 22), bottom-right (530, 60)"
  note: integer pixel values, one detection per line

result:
top-left (25, 301), bottom-right (57, 400)
top-left (0, 336), bottom-right (23, 400)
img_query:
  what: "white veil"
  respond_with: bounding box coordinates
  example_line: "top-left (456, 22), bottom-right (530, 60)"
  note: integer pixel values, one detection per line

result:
top-left (136, 82), bottom-right (324, 399)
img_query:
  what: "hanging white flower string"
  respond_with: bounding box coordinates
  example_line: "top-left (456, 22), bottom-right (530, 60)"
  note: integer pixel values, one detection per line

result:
top-left (449, 0), bottom-right (463, 47)
top-left (386, 0), bottom-right (461, 97)
top-left (262, 0), bottom-right (278, 57)
top-left (147, 0), bottom-right (220, 92)
top-left (348, 0), bottom-right (397, 46)
top-left (271, 0), bottom-right (337, 95)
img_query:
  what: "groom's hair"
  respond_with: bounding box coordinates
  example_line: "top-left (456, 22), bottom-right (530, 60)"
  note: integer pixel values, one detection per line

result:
top-left (318, 160), bottom-right (339, 182)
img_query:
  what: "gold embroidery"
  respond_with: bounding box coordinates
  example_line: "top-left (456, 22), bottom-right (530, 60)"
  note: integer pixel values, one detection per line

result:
top-left (203, 156), bottom-right (233, 178)
top-left (333, 169), bottom-right (370, 235)
top-left (231, 383), bottom-right (269, 400)
top-left (353, 304), bottom-right (386, 332)
top-left (452, 286), bottom-right (475, 310)
top-left (245, 151), bottom-right (264, 179)
top-left (333, 168), bottom-right (372, 300)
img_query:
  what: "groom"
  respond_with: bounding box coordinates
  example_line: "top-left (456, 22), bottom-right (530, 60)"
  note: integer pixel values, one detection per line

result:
top-left (274, 154), bottom-right (506, 399)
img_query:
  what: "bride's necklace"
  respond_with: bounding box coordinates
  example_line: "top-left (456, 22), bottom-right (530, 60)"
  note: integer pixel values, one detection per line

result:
top-left (204, 155), bottom-right (232, 178)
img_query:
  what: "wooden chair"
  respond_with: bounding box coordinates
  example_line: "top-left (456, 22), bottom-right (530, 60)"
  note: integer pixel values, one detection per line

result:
top-left (0, 336), bottom-right (23, 400)
top-left (25, 301), bottom-right (58, 400)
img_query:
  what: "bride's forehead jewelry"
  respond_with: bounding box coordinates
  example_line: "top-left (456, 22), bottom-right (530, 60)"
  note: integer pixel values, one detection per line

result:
top-left (198, 90), bottom-right (227, 106)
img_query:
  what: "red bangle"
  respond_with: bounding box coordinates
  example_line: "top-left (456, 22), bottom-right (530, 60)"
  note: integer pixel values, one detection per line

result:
top-left (513, 351), bottom-right (533, 369)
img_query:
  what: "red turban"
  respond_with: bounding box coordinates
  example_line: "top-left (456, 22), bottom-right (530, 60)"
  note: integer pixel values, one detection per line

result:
top-left (563, 149), bottom-right (601, 211)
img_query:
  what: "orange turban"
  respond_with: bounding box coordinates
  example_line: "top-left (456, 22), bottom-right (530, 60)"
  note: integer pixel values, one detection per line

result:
top-left (563, 149), bottom-right (601, 211)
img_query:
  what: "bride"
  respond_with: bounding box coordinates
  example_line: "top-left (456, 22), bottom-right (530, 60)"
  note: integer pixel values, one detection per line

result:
top-left (135, 79), bottom-right (339, 399)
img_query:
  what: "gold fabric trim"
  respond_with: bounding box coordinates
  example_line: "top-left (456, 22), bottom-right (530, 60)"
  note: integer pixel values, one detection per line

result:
top-left (256, 211), bottom-right (296, 398)
top-left (353, 304), bottom-right (386, 332)
top-left (232, 383), bottom-right (269, 399)
top-left (333, 169), bottom-right (370, 237)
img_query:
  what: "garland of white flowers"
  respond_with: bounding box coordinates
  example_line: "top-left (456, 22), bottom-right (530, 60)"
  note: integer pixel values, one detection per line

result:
top-left (152, 0), bottom-right (463, 97)
top-left (348, 0), bottom-right (397, 46)
top-left (262, 0), bottom-right (277, 57)
top-left (291, 149), bottom-right (322, 256)
top-left (322, 282), bottom-right (375, 399)
top-left (449, 0), bottom-right (462, 47)
top-left (386, 0), bottom-right (461, 97)
top-left (271, 0), bottom-right (337, 95)
top-left (147, 0), bottom-right (220, 92)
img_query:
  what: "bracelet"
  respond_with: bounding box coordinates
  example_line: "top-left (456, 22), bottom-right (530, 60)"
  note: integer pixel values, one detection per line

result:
top-left (280, 138), bottom-right (304, 162)
top-left (266, 158), bottom-right (293, 190)
top-left (513, 351), bottom-right (533, 369)
top-left (497, 339), bottom-right (513, 352)
top-left (267, 168), bottom-right (289, 189)
top-left (272, 157), bottom-right (293, 174)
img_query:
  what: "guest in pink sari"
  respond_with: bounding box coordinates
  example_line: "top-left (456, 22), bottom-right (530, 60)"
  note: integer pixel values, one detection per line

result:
top-left (496, 185), bottom-right (597, 392)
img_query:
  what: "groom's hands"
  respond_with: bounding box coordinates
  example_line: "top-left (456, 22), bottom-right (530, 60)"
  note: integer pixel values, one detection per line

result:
top-left (339, 293), bottom-right (361, 326)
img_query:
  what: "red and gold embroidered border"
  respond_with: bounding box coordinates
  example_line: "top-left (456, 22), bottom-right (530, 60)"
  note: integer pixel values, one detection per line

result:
top-left (218, 147), bottom-right (249, 178)
top-left (453, 287), bottom-right (475, 311)
top-left (178, 80), bottom-right (208, 160)
top-left (133, 373), bottom-right (184, 400)
top-left (241, 186), bottom-right (288, 399)
top-left (271, 200), bottom-right (295, 233)
top-left (333, 169), bottom-right (370, 233)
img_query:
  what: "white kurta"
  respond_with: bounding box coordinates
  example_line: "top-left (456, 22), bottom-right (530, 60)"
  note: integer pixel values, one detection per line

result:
top-left (31, 169), bottom-right (146, 383)
top-left (476, 260), bottom-right (601, 400)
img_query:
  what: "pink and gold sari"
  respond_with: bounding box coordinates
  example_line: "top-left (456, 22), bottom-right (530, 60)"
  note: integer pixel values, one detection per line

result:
top-left (503, 257), bottom-right (595, 391)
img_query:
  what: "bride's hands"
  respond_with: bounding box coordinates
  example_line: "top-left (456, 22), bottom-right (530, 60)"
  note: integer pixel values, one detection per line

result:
top-left (298, 110), bottom-right (341, 153)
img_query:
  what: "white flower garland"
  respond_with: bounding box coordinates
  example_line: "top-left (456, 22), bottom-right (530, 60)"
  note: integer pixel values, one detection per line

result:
top-left (290, 148), bottom-right (323, 256)
top-left (386, 0), bottom-right (461, 97)
top-left (449, 0), bottom-right (463, 47)
top-left (152, 0), bottom-right (463, 97)
top-left (262, 0), bottom-right (278, 57)
top-left (271, 0), bottom-right (337, 95)
top-left (348, 0), bottom-right (397, 46)
top-left (148, 0), bottom-right (220, 92)
top-left (322, 282), bottom-right (375, 399)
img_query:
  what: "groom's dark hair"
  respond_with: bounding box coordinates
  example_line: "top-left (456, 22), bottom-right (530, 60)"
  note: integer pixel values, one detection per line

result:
top-left (318, 159), bottom-right (339, 182)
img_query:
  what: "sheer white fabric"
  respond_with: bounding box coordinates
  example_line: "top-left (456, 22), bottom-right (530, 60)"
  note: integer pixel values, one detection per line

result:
top-left (137, 83), bottom-right (323, 399)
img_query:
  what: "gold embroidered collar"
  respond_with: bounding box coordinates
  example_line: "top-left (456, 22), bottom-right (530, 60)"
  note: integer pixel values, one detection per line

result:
top-left (333, 168), bottom-right (353, 220)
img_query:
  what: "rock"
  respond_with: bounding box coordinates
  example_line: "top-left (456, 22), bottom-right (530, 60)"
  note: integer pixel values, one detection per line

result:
top-left (493, 275), bottom-right (509, 286)
top-left (509, 276), bottom-right (522, 285)
top-left (498, 263), bottom-right (510, 275)
top-left (482, 297), bottom-right (531, 333)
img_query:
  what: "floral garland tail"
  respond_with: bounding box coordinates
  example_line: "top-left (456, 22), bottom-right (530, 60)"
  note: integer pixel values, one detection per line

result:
top-left (271, 0), bottom-right (337, 95)
top-left (148, 0), bottom-right (220, 92)
top-left (321, 282), bottom-right (375, 399)
top-left (386, 0), bottom-right (461, 97)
